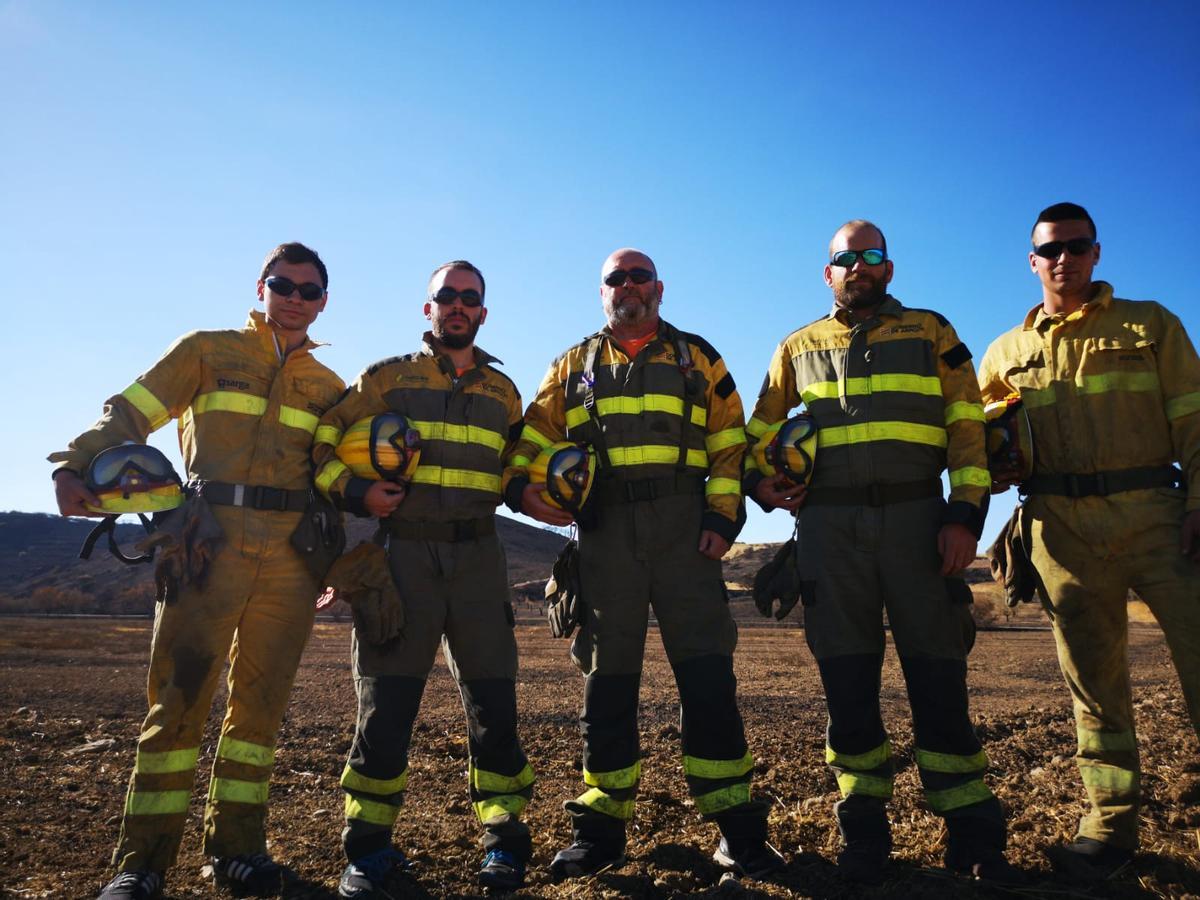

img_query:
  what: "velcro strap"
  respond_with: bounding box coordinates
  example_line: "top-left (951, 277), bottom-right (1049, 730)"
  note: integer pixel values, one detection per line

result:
top-left (382, 517), bottom-right (495, 543)
top-left (595, 473), bottom-right (706, 504)
top-left (805, 478), bottom-right (942, 507)
top-left (1024, 465), bottom-right (1181, 498)
top-left (201, 481), bottom-right (310, 512)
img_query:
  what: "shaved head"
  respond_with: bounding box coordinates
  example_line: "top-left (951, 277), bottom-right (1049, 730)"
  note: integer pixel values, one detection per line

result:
top-left (601, 247), bottom-right (656, 278)
top-left (829, 220), bottom-right (887, 258)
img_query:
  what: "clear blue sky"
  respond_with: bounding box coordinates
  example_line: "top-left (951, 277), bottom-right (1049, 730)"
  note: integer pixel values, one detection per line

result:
top-left (3, 0), bottom-right (1197, 546)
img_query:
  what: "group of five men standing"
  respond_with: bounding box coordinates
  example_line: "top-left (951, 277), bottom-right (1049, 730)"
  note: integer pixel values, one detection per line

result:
top-left (53, 202), bottom-right (1200, 899)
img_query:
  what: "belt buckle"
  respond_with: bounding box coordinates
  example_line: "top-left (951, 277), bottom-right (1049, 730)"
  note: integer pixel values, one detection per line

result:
top-left (252, 485), bottom-right (286, 511)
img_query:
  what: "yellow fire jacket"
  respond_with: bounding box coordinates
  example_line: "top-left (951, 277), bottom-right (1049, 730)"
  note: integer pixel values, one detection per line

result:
top-left (746, 296), bottom-right (990, 535)
top-left (978, 282), bottom-right (1200, 513)
top-left (503, 320), bottom-right (747, 542)
top-left (313, 334), bottom-right (523, 522)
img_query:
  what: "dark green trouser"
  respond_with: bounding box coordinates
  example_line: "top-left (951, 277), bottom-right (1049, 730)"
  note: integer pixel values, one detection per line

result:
top-left (341, 531), bottom-right (533, 862)
top-left (797, 496), bottom-right (1005, 856)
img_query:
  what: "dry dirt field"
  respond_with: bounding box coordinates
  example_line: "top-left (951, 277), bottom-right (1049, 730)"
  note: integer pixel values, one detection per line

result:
top-left (1, 617), bottom-right (1197, 899)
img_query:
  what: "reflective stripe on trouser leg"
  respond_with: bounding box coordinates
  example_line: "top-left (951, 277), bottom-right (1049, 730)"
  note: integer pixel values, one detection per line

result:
top-left (567, 673), bottom-right (642, 823)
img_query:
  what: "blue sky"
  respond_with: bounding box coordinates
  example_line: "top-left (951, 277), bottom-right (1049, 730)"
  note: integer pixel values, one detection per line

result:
top-left (3, 0), bottom-right (1197, 546)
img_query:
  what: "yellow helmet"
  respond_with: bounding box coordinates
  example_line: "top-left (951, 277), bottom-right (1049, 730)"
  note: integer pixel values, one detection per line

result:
top-left (84, 443), bottom-right (184, 515)
top-left (752, 414), bottom-right (818, 487)
top-left (336, 413), bottom-right (422, 481)
top-left (984, 394), bottom-right (1033, 481)
top-left (529, 442), bottom-right (595, 513)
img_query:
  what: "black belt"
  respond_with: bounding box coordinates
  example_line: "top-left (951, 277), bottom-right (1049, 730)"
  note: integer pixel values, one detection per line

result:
top-left (1024, 465), bottom-right (1181, 498)
top-left (383, 517), bottom-right (495, 542)
top-left (595, 473), bottom-right (706, 504)
top-left (805, 478), bottom-right (942, 507)
top-left (200, 481), bottom-right (310, 512)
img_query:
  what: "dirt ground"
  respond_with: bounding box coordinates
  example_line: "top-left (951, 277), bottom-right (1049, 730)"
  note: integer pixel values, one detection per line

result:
top-left (1, 618), bottom-right (1197, 899)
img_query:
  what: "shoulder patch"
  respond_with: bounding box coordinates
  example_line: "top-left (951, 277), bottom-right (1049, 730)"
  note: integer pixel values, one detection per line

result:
top-left (903, 307), bottom-right (950, 327)
top-left (714, 372), bottom-right (736, 399)
top-left (483, 364), bottom-right (518, 393)
top-left (680, 331), bottom-right (720, 367)
top-left (364, 353), bottom-right (420, 377)
top-left (941, 342), bottom-right (973, 369)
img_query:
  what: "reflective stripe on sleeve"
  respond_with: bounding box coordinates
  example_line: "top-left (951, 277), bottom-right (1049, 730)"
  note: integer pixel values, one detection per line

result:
top-left (949, 466), bottom-right (992, 488)
top-left (944, 401), bottom-right (986, 425)
top-left (1166, 391), bottom-right (1200, 421)
top-left (278, 405), bottom-right (319, 433)
top-left (705, 477), bottom-right (741, 497)
top-left (315, 459), bottom-right (350, 495)
top-left (314, 424), bottom-right (343, 446)
top-left (705, 427), bottom-right (746, 454)
top-left (122, 383), bottom-right (172, 430)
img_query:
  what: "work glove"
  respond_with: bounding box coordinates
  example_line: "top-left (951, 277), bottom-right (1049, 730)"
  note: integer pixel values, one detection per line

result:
top-left (987, 505), bottom-right (1041, 608)
top-left (135, 495), bottom-right (226, 604)
top-left (753, 537), bottom-right (801, 620)
top-left (545, 539), bottom-right (584, 639)
top-left (322, 541), bottom-right (405, 644)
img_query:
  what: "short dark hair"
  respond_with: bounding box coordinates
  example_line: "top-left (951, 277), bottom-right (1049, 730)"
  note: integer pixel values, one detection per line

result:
top-left (260, 242), bottom-right (329, 289)
top-left (830, 219), bottom-right (887, 257)
top-left (428, 260), bottom-right (486, 302)
top-left (1032, 202), bottom-right (1096, 241)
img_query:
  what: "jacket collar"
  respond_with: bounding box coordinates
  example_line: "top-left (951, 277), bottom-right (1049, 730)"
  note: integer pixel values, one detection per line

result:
top-left (827, 293), bottom-right (904, 325)
top-left (1025, 281), bottom-right (1114, 332)
top-left (245, 309), bottom-right (326, 358)
top-left (418, 331), bottom-right (503, 369)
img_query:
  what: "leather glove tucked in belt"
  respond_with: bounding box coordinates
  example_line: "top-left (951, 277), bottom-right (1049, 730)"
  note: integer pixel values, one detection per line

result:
top-left (322, 540), bottom-right (405, 644)
top-left (987, 505), bottom-right (1042, 608)
top-left (545, 539), bottom-right (584, 639)
top-left (753, 537), bottom-right (802, 621)
top-left (135, 494), bottom-right (226, 604)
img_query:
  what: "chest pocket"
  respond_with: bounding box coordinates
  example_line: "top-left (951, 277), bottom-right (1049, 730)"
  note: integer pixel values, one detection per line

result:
top-left (199, 353), bottom-right (274, 415)
top-left (1077, 337), bottom-right (1157, 380)
top-left (865, 336), bottom-right (940, 418)
top-left (291, 376), bottom-right (340, 418)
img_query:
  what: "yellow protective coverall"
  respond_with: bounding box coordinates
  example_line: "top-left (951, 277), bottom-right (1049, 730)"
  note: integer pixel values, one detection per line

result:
top-left (312, 336), bottom-right (536, 865)
top-left (979, 282), bottom-right (1200, 850)
top-left (49, 310), bottom-right (344, 872)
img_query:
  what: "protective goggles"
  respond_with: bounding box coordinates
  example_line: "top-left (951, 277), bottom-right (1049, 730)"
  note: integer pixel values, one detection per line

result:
top-left (86, 444), bottom-right (182, 496)
top-left (370, 413), bottom-right (422, 480)
top-left (766, 415), bottom-right (817, 483)
top-left (431, 287), bottom-right (483, 308)
top-left (830, 249), bottom-right (886, 268)
top-left (264, 275), bottom-right (325, 301)
top-left (603, 267), bottom-right (656, 287)
top-left (545, 445), bottom-right (592, 512)
top-left (1032, 238), bottom-right (1095, 259)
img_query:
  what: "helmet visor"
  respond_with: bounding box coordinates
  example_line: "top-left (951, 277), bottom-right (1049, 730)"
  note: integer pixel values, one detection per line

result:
top-left (768, 415), bottom-right (817, 483)
top-left (546, 445), bottom-right (591, 512)
top-left (370, 413), bottom-right (421, 480)
top-left (87, 445), bottom-right (181, 496)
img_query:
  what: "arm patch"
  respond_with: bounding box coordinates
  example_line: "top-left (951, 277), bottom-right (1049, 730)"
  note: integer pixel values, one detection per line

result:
top-left (714, 372), bottom-right (736, 399)
top-left (941, 342), bottom-right (973, 370)
top-left (508, 420), bottom-right (524, 441)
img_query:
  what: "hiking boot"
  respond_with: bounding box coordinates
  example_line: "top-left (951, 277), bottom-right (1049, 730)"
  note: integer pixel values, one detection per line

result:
top-left (836, 841), bottom-right (890, 885)
top-left (549, 839), bottom-right (627, 881)
top-left (212, 853), bottom-right (283, 897)
top-left (712, 836), bottom-right (786, 880)
top-left (1046, 837), bottom-right (1134, 882)
top-left (338, 848), bottom-right (412, 899)
top-left (946, 849), bottom-right (1027, 884)
top-left (97, 871), bottom-right (164, 900)
top-left (479, 849), bottom-right (526, 892)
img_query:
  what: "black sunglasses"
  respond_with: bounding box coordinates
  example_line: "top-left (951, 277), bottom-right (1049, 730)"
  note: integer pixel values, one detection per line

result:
top-left (603, 267), bottom-right (656, 287)
top-left (1033, 238), bottom-right (1095, 259)
top-left (830, 248), bottom-right (887, 268)
top-left (431, 287), bottom-right (483, 308)
top-left (264, 275), bottom-right (325, 301)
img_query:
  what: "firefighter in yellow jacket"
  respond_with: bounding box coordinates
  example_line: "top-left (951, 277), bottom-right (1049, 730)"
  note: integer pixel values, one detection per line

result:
top-left (746, 220), bottom-right (1015, 884)
top-left (506, 248), bottom-right (785, 882)
top-left (50, 243), bottom-right (345, 900)
top-left (979, 202), bottom-right (1200, 881)
top-left (311, 261), bottom-right (535, 897)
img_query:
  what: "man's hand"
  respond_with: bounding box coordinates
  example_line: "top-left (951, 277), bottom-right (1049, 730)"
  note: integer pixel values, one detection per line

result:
top-left (698, 530), bottom-right (731, 560)
top-left (937, 523), bottom-right (977, 575)
top-left (53, 470), bottom-right (102, 517)
top-left (753, 473), bottom-right (807, 511)
top-left (1182, 510), bottom-right (1200, 563)
top-left (364, 480), bottom-right (407, 518)
top-left (521, 482), bottom-right (575, 527)
top-left (990, 464), bottom-right (1021, 495)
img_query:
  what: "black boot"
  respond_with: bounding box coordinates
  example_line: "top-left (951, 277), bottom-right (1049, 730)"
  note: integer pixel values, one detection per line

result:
top-left (549, 814), bottom-right (626, 881)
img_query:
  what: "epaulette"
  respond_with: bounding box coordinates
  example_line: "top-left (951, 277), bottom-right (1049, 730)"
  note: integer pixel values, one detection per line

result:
top-left (364, 353), bottom-right (422, 377)
top-left (902, 307), bottom-right (950, 327)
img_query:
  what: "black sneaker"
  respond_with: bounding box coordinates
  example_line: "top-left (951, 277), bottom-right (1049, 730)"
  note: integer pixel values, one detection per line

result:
top-left (836, 841), bottom-right (890, 885)
top-left (712, 837), bottom-right (786, 880)
top-left (212, 853), bottom-right (283, 897)
top-left (97, 871), bottom-right (164, 900)
top-left (338, 848), bottom-right (412, 899)
top-left (1046, 837), bottom-right (1134, 882)
top-left (479, 849), bottom-right (526, 892)
top-left (549, 840), bottom-right (627, 881)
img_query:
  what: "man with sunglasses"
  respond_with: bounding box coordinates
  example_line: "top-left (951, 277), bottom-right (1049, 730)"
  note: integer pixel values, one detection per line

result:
top-left (979, 202), bottom-right (1200, 881)
top-left (311, 261), bottom-right (535, 897)
top-left (506, 248), bottom-right (785, 883)
top-left (50, 243), bottom-right (345, 900)
top-left (745, 220), bottom-right (1016, 885)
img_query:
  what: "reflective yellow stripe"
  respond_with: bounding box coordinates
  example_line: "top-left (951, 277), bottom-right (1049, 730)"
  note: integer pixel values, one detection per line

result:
top-left (606, 446), bottom-right (708, 468)
top-left (409, 466), bottom-right (501, 492)
top-left (471, 762), bottom-right (535, 793)
top-left (1080, 763), bottom-right (1137, 793)
top-left (1022, 385), bottom-right (1056, 408)
top-left (122, 383), bottom-right (171, 430)
top-left (341, 764), bottom-right (408, 795)
top-left (945, 401), bottom-right (986, 425)
top-left (826, 739), bottom-right (892, 770)
top-left (474, 795), bottom-right (528, 822)
top-left (520, 424), bottom-right (554, 450)
top-left (583, 761), bottom-right (641, 790)
top-left (193, 391), bottom-right (268, 417)
top-left (1078, 371), bottom-right (1159, 396)
top-left (134, 746), bottom-right (199, 775)
top-left (835, 772), bottom-right (893, 799)
top-left (278, 405), bottom-right (319, 433)
top-left (314, 424), bottom-right (343, 446)
top-left (705, 477), bottom-right (741, 497)
top-left (409, 420), bottom-right (506, 452)
top-left (924, 779), bottom-right (994, 812)
top-left (683, 750), bottom-right (753, 780)
top-left (565, 395), bottom-right (708, 429)
top-left (1166, 391), bottom-right (1200, 421)
top-left (509, 455), bottom-right (532, 468)
top-left (216, 736), bottom-right (274, 768)
top-left (576, 787), bottom-right (635, 820)
top-left (915, 747), bottom-right (989, 774)
top-left (209, 776), bottom-right (269, 805)
top-left (316, 459), bottom-right (350, 495)
top-left (345, 794), bottom-right (400, 826)
top-left (126, 789), bottom-right (190, 816)
top-left (949, 466), bottom-right (992, 488)
top-left (804, 375), bottom-right (942, 403)
top-left (819, 421), bottom-right (947, 449)
top-left (802, 382), bottom-right (841, 403)
top-left (746, 416), bottom-right (773, 439)
top-left (1077, 727), bottom-right (1136, 753)
top-left (693, 782), bottom-right (751, 815)
top-left (705, 427), bottom-right (745, 454)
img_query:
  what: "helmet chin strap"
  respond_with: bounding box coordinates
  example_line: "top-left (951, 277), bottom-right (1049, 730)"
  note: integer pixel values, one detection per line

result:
top-left (78, 513), bottom-right (157, 565)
